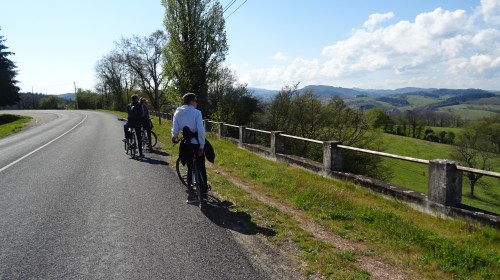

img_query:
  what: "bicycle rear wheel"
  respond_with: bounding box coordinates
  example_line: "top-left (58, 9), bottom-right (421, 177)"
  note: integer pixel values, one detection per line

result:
top-left (192, 160), bottom-right (207, 210)
top-left (130, 131), bottom-right (137, 158)
top-left (176, 157), bottom-right (189, 188)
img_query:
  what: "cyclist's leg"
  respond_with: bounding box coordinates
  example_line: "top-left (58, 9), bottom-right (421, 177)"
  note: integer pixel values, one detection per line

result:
top-left (134, 125), bottom-right (143, 155)
top-left (123, 122), bottom-right (129, 140)
top-left (196, 146), bottom-right (208, 196)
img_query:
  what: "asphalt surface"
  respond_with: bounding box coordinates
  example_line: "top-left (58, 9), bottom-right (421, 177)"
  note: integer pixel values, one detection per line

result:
top-left (0, 110), bottom-right (270, 279)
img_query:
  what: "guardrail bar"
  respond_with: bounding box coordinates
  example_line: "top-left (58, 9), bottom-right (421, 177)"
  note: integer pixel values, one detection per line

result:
top-left (338, 145), bottom-right (430, 164)
top-left (246, 128), bottom-right (272, 134)
top-left (280, 134), bottom-right (324, 144)
top-left (456, 166), bottom-right (500, 178)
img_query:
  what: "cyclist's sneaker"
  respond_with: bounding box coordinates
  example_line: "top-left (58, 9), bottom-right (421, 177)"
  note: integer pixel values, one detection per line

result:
top-left (202, 192), bottom-right (208, 201)
top-left (186, 195), bottom-right (197, 204)
top-left (122, 138), bottom-right (127, 143)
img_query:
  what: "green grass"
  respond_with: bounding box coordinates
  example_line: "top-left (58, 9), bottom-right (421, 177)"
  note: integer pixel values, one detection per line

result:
top-left (135, 112), bottom-right (499, 280)
top-left (378, 133), bottom-right (500, 214)
top-left (0, 114), bottom-right (32, 138)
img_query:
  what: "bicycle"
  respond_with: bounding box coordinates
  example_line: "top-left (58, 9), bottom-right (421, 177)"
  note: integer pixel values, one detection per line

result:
top-left (124, 127), bottom-right (137, 158)
top-left (174, 138), bottom-right (207, 210)
top-left (140, 127), bottom-right (157, 151)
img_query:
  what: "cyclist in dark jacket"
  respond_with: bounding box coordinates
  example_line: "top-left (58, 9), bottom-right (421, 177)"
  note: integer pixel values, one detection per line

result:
top-left (124, 94), bottom-right (144, 157)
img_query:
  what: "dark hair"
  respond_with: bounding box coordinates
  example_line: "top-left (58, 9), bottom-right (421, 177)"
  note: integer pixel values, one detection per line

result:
top-left (131, 94), bottom-right (139, 102)
top-left (182, 93), bottom-right (197, 105)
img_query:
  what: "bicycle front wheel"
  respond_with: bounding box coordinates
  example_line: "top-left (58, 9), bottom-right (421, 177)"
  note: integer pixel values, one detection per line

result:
top-left (150, 131), bottom-right (158, 147)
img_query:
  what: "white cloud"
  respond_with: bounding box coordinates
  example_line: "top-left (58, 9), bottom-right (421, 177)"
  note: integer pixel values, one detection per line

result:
top-left (478, 0), bottom-right (500, 25)
top-left (238, 0), bottom-right (500, 90)
top-left (363, 12), bottom-right (394, 31)
top-left (269, 52), bottom-right (288, 61)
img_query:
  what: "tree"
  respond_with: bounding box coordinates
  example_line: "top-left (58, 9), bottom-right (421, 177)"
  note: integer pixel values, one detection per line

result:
top-left (451, 120), bottom-right (499, 197)
top-left (258, 85), bottom-right (392, 181)
top-left (116, 30), bottom-right (169, 115)
top-left (208, 67), bottom-right (260, 125)
top-left (39, 96), bottom-right (64, 109)
top-left (365, 107), bottom-right (393, 129)
top-left (95, 52), bottom-right (136, 111)
top-left (75, 89), bottom-right (102, 109)
top-left (162, 0), bottom-right (228, 116)
top-left (0, 29), bottom-right (20, 107)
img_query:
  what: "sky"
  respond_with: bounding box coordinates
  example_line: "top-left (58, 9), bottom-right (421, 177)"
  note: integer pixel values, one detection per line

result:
top-left (1, 0), bottom-right (500, 95)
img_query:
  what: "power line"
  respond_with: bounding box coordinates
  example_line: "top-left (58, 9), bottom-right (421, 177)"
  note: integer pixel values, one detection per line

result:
top-left (225, 0), bottom-right (248, 19)
top-left (223, 0), bottom-right (238, 13)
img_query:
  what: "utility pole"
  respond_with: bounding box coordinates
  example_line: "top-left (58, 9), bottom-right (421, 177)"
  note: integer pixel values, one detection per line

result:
top-left (74, 82), bottom-right (78, 109)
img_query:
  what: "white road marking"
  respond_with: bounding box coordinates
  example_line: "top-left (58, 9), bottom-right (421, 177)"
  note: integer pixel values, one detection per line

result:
top-left (0, 114), bottom-right (88, 173)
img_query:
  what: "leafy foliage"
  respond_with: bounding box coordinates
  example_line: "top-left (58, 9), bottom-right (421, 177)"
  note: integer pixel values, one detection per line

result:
top-left (451, 116), bottom-right (500, 197)
top-left (0, 29), bottom-right (20, 106)
top-left (162, 0), bottom-right (228, 116)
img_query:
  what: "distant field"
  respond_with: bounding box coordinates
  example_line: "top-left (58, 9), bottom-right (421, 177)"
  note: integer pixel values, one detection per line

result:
top-left (404, 95), bottom-right (440, 108)
top-left (378, 133), bottom-right (500, 214)
top-left (438, 104), bottom-right (499, 120)
top-left (425, 126), bottom-right (463, 134)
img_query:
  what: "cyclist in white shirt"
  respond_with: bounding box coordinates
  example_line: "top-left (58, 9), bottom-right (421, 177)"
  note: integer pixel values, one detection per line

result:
top-left (171, 93), bottom-right (207, 203)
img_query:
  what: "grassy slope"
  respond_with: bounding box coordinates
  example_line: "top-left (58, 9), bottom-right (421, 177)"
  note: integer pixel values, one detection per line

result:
top-left (0, 114), bottom-right (32, 138)
top-left (142, 112), bottom-right (499, 280)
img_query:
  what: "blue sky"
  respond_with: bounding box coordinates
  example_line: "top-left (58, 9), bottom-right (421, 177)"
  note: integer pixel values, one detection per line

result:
top-left (2, 0), bottom-right (499, 94)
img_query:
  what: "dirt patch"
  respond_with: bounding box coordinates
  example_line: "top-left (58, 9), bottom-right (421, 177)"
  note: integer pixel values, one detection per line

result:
top-left (211, 167), bottom-right (418, 280)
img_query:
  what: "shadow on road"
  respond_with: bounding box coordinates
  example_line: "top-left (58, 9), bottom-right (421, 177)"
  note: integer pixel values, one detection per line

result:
top-left (202, 195), bottom-right (276, 237)
top-left (133, 155), bottom-right (169, 166)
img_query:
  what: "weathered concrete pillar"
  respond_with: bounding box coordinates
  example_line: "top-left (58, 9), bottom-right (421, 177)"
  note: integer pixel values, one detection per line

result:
top-left (203, 120), bottom-right (210, 133)
top-left (216, 122), bottom-right (227, 138)
top-left (270, 131), bottom-right (284, 158)
top-left (238, 126), bottom-right (247, 147)
top-left (323, 141), bottom-right (343, 176)
top-left (428, 159), bottom-right (463, 206)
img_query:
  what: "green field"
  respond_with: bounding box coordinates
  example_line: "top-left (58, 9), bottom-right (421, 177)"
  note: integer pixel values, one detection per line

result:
top-left (378, 133), bottom-right (500, 214)
top-left (439, 105), bottom-right (499, 120)
top-left (0, 114), bottom-right (32, 138)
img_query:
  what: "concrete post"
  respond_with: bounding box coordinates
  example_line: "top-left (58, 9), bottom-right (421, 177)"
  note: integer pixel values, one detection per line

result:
top-left (203, 120), bottom-right (209, 133)
top-left (238, 126), bottom-right (247, 147)
top-left (216, 122), bottom-right (227, 138)
top-left (323, 141), bottom-right (343, 176)
top-left (428, 159), bottom-right (463, 206)
top-left (270, 131), bottom-right (284, 158)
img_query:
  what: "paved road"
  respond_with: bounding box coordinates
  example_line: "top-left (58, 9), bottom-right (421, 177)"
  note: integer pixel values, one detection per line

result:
top-left (0, 110), bottom-right (270, 279)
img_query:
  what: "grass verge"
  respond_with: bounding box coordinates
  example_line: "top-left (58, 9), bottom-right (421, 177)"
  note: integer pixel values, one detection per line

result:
top-left (0, 114), bottom-right (32, 138)
top-left (122, 112), bottom-right (500, 279)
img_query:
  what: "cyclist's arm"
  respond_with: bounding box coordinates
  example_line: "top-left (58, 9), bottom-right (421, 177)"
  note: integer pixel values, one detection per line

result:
top-left (171, 113), bottom-right (180, 143)
top-left (196, 111), bottom-right (205, 149)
